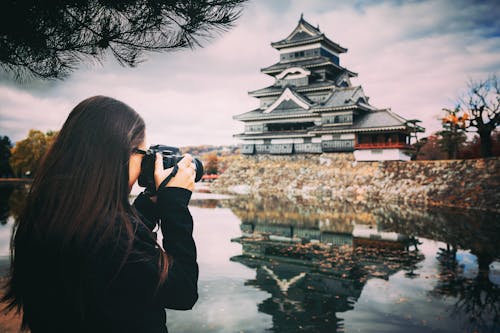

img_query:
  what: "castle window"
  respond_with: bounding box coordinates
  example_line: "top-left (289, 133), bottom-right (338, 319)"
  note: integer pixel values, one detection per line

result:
top-left (322, 114), bottom-right (353, 125)
top-left (245, 124), bottom-right (264, 132)
top-left (267, 122), bottom-right (314, 132)
top-left (320, 48), bottom-right (339, 65)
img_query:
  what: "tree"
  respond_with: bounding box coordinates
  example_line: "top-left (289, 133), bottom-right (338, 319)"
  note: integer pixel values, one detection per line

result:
top-left (459, 131), bottom-right (500, 159)
top-left (9, 130), bottom-right (58, 177)
top-left (438, 108), bottom-right (467, 159)
top-left (205, 152), bottom-right (219, 175)
top-left (0, 135), bottom-right (14, 177)
top-left (410, 137), bottom-right (428, 160)
top-left (438, 129), bottom-right (467, 160)
top-left (446, 75), bottom-right (499, 158)
top-left (0, 0), bottom-right (246, 80)
top-left (415, 135), bottom-right (448, 160)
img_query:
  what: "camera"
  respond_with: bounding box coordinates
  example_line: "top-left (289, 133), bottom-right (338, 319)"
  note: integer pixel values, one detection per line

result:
top-left (138, 145), bottom-right (204, 194)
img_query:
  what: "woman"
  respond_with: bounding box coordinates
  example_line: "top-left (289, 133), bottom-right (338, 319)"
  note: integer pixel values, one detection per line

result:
top-left (1, 96), bottom-right (198, 332)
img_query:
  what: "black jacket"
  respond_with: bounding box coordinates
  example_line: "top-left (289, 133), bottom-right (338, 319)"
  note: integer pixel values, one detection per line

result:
top-left (25, 187), bottom-right (198, 332)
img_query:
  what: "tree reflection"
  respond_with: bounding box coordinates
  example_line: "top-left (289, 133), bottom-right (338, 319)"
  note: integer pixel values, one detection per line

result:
top-left (189, 199), bottom-right (220, 209)
top-left (7, 185), bottom-right (29, 223)
top-left (0, 185), bottom-right (14, 225)
top-left (381, 204), bottom-right (500, 332)
top-left (0, 184), bottom-right (28, 225)
top-left (433, 245), bottom-right (500, 332)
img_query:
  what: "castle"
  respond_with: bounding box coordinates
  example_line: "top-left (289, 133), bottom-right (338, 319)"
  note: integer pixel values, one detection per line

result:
top-left (233, 15), bottom-right (424, 161)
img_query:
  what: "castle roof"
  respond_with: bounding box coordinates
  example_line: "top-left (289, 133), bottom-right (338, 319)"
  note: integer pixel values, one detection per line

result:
top-left (321, 86), bottom-right (367, 109)
top-left (248, 81), bottom-right (337, 97)
top-left (261, 56), bottom-right (357, 77)
top-left (235, 86), bottom-right (372, 121)
top-left (356, 109), bottom-right (409, 128)
top-left (233, 109), bottom-right (424, 139)
top-left (271, 15), bottom-right (347, 53)
top-left (234, 130), bottom-right (314, 139)
top-left (233, 107), bottom-right (315, 121)
top-left (311, 109), bottom-right (425, 134)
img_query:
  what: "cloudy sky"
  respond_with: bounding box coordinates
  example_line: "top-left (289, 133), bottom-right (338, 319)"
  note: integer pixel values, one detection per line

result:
top-left (1, 0), bottom-right (499, 147)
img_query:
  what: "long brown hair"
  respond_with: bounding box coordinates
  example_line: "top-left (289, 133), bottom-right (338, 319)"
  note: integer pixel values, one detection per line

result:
top-left (1, 96), bottom-right (169, 328)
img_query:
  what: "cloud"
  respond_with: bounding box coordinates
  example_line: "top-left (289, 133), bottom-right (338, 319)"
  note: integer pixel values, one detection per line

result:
top-left (0, 86), bottom-right (71, 139)
top-left (0, 0), bottom-right (499, 145)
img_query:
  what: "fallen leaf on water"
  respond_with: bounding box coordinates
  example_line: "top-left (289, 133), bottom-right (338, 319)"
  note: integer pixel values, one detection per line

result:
top-left (396, 297), bottom-right (408, 304)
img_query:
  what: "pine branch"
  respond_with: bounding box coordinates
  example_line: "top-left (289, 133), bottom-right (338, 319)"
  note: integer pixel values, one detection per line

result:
top-left (0, 0), bottom-right (247, 80)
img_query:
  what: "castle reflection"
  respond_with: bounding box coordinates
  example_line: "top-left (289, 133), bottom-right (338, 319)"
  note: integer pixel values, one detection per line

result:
top-left (222, 194), bottom-right (500, 333)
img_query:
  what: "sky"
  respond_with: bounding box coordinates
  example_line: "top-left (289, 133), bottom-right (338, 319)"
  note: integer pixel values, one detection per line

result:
top-left (1, 0), bottom-right (499, 147)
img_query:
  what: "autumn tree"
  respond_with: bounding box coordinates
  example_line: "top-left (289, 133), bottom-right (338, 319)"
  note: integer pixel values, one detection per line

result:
top-left (439, 108), bottom-right (467, 159)
top-left (9, 130), bottom-right (58, 177)
top-left (444, 75), bottom-right (499, 158)
top-left (0, 0), bottom-right (246, 80)
top-left (415, 135), bottom-right (448, 160)
top-left (205, 152), bottom-right (219, 175)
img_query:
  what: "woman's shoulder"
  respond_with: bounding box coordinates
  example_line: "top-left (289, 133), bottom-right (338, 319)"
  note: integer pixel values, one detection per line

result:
top-left (89, 212), bottom-right (158, 260)
top-left (85, 213), bottom-right (160, 278)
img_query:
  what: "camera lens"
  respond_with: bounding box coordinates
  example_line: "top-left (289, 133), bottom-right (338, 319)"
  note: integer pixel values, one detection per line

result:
top-left (193, 158), bottom-right (204, 182)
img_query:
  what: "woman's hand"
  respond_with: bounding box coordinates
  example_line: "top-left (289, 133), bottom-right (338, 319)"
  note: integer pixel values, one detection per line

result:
top-left (154, 153), bottom-right (195, 192)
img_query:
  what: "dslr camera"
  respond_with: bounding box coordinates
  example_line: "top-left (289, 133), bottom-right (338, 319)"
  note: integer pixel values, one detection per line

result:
top-left (138, 145), bottom-right (204, 194)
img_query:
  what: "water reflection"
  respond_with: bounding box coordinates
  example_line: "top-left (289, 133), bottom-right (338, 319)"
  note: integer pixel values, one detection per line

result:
top-left (0, 184), bottom-right (28, 225)
top-left (0, 186), bottom-right (499, 332)
top-left (433, 247), bottom-right (500, 331)
top-left (0, 184), bottom-right (29, 277)
top-left (218, 194), bottom-right (500, 333)
top-left (231, 242), bottom-right (423, 332)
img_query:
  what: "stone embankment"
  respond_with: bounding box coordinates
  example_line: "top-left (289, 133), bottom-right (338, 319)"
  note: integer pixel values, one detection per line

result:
top-left (211, 154), bottom-right (500, 212)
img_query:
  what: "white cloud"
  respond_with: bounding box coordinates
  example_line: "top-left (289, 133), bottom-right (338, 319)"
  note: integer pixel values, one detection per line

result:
top-left (0, 86), bottom-right (71, 139)
top-left (1, 0), bottom-right (498, 145)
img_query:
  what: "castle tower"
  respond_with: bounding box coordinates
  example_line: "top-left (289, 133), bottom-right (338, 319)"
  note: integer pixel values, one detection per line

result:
top-left (234, 15), bottom-right (424, 161)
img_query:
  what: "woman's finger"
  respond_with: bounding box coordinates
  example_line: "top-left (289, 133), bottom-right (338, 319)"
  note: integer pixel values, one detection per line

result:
top-left (155, 153), bottom-right (163, 171)
top-left (178, 154), bottom-right (193, 168)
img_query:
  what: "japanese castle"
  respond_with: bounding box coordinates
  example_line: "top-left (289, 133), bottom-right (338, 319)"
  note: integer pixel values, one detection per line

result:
top-left (234, 15), bottom-right (424, 161)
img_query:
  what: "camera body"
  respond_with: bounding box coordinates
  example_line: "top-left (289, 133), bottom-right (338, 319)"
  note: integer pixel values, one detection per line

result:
top-left (138, 145), bottom-right (204, 194)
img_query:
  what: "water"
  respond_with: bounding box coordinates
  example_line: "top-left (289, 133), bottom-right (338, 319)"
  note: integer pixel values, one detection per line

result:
top-left (0, 184), bottom-right (499, 333)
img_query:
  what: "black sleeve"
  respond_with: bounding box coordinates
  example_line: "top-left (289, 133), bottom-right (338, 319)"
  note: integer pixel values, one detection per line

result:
top-left (154, 187), bottom-right (199, 310)
top-left (98, 188), bottom-right (198, 313)
top-left (132, 192), bottom-right (160, 231)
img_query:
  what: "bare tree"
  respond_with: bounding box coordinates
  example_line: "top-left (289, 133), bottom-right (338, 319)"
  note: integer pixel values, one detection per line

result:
top-left (0, 0), bottom-right (246, 81)
top-left (446, 75), bottom-right (499, 158)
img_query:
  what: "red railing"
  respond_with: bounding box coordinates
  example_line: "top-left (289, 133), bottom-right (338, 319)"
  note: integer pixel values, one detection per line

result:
top-left (201, 174), bottom-right (219, 181)
top-left (355, 142), bottom-right (411, 149)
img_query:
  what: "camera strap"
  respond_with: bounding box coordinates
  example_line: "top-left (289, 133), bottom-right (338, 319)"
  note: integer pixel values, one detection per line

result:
top-left (158, 164), bottom-right (179, 190)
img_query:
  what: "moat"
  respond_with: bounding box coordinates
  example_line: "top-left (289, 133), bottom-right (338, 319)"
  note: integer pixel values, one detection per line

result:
top-left (0, 184), bottom-right (499, 333)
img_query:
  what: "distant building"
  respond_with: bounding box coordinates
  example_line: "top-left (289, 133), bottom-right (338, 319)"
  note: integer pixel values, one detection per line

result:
top-left (234, 15), bottom-right (424, 161)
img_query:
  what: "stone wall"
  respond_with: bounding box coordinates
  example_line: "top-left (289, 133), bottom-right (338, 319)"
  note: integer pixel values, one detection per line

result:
top-left (211, 154), bottom-right (500, 212)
